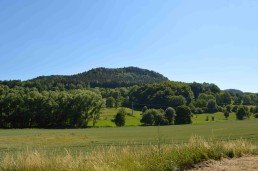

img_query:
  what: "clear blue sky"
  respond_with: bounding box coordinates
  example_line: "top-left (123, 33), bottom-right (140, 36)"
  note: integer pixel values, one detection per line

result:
top-left (0, 0), bottom-right (257, 92)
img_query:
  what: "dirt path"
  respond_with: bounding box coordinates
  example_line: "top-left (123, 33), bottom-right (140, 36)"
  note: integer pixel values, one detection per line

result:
top-left (189, 156), bottom-right (258, 171)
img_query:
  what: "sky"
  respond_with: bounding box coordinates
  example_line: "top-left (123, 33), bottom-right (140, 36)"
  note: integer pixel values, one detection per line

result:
top-left (0, 0), bottom-right (258, 92)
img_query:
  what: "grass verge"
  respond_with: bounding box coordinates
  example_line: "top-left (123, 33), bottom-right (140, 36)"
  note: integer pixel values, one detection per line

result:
top-left (1, 136), bottom-right (257, 171)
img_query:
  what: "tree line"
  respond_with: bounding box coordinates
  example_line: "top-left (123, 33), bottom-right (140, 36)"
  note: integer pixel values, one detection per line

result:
top-left (0, 85), bottom-right (105, 128)
top-left (128, 81), bottom-right (258, 114)
top-left (1, 77), bottom-right (258, 128)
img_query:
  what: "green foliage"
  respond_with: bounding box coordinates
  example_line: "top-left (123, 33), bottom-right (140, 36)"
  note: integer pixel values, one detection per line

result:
top-left (1, 67), bottom-right (258, 129)
top-left (168, 95), bottom-right (186, 108)
top-left (194, 98), bottom-right (207, 108)
top-left (140, 109), bottom-right (168, 126)
top-left (216, 92), bottom-right (232, 106)
top-left (165, 107), bottom-right (176, 124)
top-left (0, 87), bottom-right (105, 128)
top-left (106, 97), bottom-right (115, 108)
top-left (232, 105), bottom-right (238, 112)
top-left (175, 105), bottom-right (192, 124)
top-left (190, 82), bottom-right (220, 100)
top-left (253, 106), bottom-right (258, 113)
top-left (224, 111), bottom-right (230, 119)
top-left (140, 109), bottom-right (155, 125)
top-left (207, 99), bottom-right (218, 113)
top-left (129, 81), bottom-right (193, 108)
top-left (236, 106), bottom-right (249, 120)
top-left (113, 108), bottom-right (126, 127)
top-left (142, 106), bottom-right (148, 113)
top-left (25, 67), bottom-right (168, 90)
top-left (88, 108), bottom-right (141, 127)
top-left (226, 105), bottom-right (232, 112)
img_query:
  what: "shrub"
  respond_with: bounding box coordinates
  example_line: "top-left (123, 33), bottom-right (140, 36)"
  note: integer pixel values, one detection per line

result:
top-left (175, 105), bottom-right (192, 124)
top-left (236, 106), bottom-right (248, 120)
top-left (141, 109), bottom-right (168, 126)
top-left (165, 107), bottom-right (176, 124)
top-left (224, 111), bottom-right (230, 119)
top-left (113, 108), bottom-right (126, 126)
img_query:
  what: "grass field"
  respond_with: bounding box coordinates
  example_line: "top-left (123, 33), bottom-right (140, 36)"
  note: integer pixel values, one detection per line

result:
top-left (88, 108), bottom-right (142, 127)
top-left (1, 113), bottom-right (258, 170)
top-left (1, 120), bottom-right (258, 170)
top-left (88, 108), bottom-right (253, 127)
top-left (1, 119), bottom-right (258, 155)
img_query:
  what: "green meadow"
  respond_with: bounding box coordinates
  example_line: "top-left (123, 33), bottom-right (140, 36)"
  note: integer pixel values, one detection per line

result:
top-left (89, 108), bottom-right (244, 127)
top-left (1, 109), bottom-right (258, 170)
top-left (1, 117), bottom-right (258, 155)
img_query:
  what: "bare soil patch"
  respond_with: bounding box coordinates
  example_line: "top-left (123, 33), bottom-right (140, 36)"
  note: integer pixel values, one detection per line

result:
top-left (189, 156), bottom-right (258, 171)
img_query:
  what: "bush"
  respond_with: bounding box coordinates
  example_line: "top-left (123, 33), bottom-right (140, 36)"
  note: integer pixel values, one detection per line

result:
top-left (224, 111), bottom-right (230, 119)
top-left (141, 109), bottom-right (168, 126)
top-left (226, 105), bottom-right (232, 112)
top-left (113, 108), bottom-right (126, 126)
top-left (236, 106), bottom-right (248, 120)
top-left (165, 107), bottom-right (176, 124)
top-left (175, 105), bottom-right (192, 125)
top-left (254, 113), bottom-right (258, 118)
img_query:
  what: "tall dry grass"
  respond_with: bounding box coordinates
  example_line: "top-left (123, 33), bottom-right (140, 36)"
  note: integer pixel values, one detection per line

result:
top-left (1, 136), bottom-right (257, 171)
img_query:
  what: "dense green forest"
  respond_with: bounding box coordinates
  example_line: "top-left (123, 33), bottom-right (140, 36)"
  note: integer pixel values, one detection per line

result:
top-left (0, 67), bottom-right (257, 128)
top-left (0, 67), bottom-right (168, 91)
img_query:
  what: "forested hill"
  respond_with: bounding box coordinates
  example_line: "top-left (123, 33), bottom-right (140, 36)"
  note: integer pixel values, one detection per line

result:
top-left (28, 67), bottom-right (169, 90)
top-left (224, 89), bottom-right (243, 93)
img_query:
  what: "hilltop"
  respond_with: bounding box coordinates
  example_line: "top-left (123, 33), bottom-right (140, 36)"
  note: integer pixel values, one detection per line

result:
top-left (30, 67), bottom-right (169, 89)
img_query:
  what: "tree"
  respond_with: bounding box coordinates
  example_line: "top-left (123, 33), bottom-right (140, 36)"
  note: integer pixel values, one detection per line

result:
top-left (175, 105), bottom-right (192, 124)
top-left (226, 105), bottom-right (232, 112)
top-left (106, 97), bottom-right (115, 108)
top-left (168, 95), bottom-right (186, 108)
top-left (190, 82), bottom-right (203, 100)
top-left (140, 109), bottom-right (155, 125)
top-left (188, 103), bottom-right (196, 114)
top-left (165, 107), bottom-right (176, 124)
top-left (140, 109), bottom-right (167, 126)
top-left (207, 99), bottom-right (218, 113)
top-left (194, 99), bottom-right (207, 108)
top-left (236, 106), bottom-right (248, 120)
top-left (154, 112), bottom-right (168, 126)
top-left (255, 106), bottom-right (258, 113)
top-left (65, 90), bottom-right (105, 128)
top-left (113, 108), bottom-right (126, 126)
top-left (216, 92), bottom-right (232, 106)
top-left (142, 106), bottom-right (148, 113)
top-left (232, 105), bottom-right (238, 112)
top-left (242, 94), bottom-right (252, 105)
top-left (224, 111), bottom-right (230, 119)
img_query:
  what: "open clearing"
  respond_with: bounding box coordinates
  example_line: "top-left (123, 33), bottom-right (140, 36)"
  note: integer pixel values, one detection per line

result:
top-left (88, 108), bottom-right (241, 127)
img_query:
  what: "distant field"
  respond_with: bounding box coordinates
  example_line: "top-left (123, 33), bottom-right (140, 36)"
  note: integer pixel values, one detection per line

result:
top-left (88, 108), bottom-right (252, 127)
top-left (0, 119), bottom-right (258, 156)
top-left (88, 108), bottom-right (142, 127)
